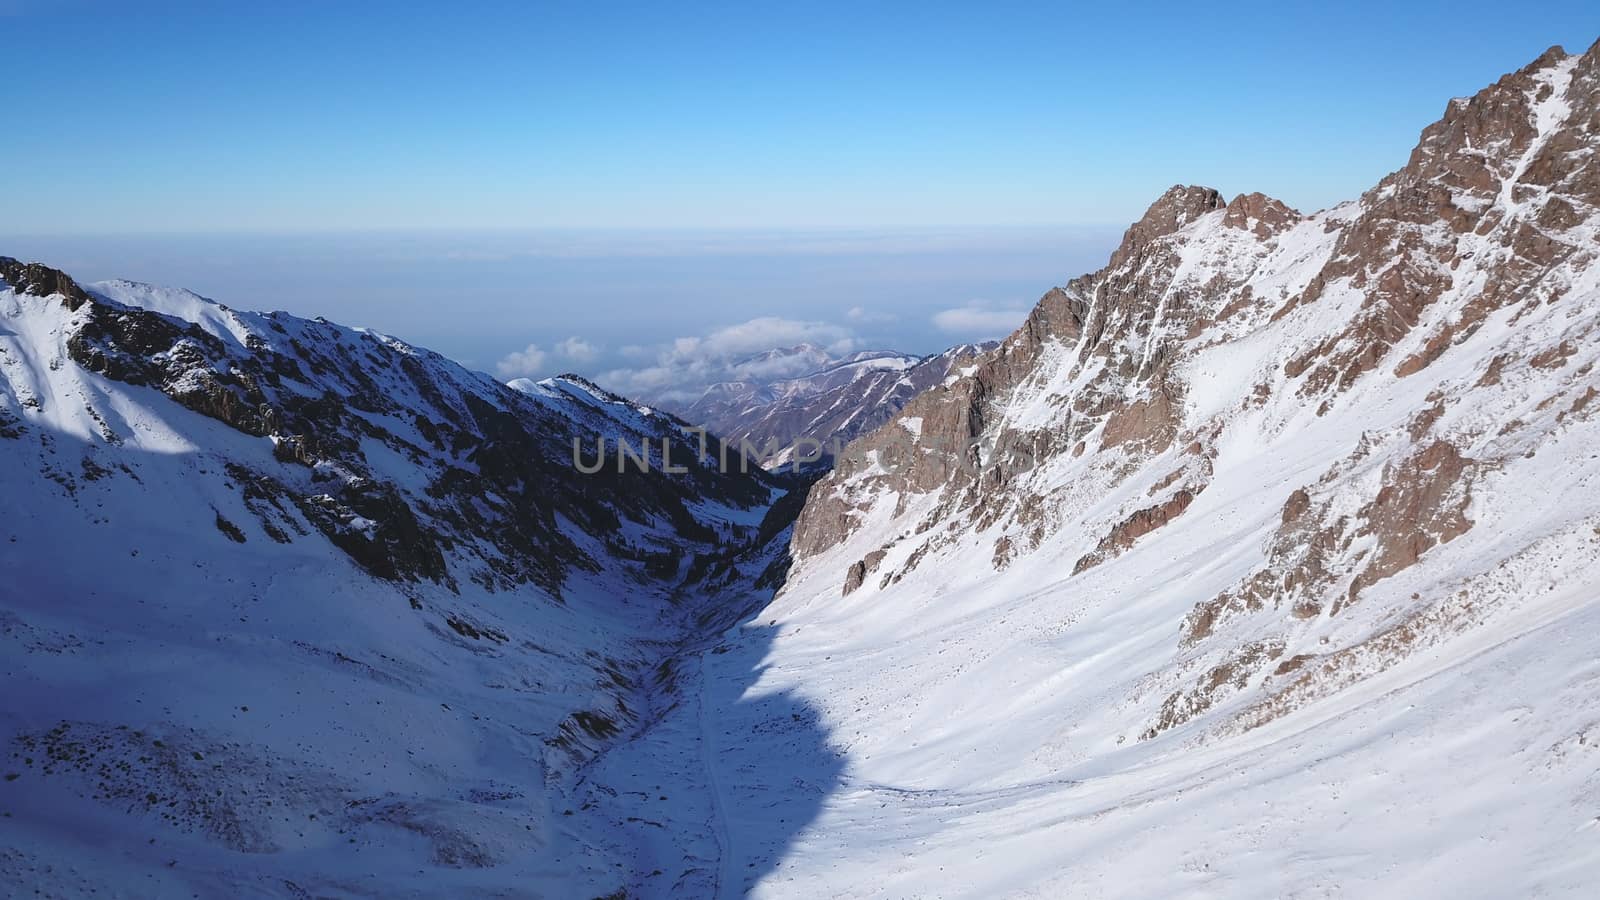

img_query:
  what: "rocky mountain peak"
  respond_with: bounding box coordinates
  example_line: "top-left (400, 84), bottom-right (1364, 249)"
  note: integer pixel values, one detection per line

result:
top-left (1136, 184), bottom-right (1227, 235)
top-left (0, 256), bottom-right (91, 310)
top-left (1398, 42), bottom-right (1579, 193)
top-left (1222, 191), bottom-right (1300, 237)
top-left (1106, 184), bottom-right (1227, 269)
top-left (1282, 36), bottom-right (1598, 394)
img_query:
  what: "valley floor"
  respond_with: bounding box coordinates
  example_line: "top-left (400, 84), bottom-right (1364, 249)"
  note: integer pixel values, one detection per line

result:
top-left (573, 564), bottom-right (1600, 900)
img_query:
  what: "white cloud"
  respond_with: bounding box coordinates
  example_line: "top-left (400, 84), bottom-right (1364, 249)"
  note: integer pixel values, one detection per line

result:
top-left (555, 336), bottom-right (600, 363)
top-left (932, 301), bottom-right (1028, 338)
top-left (494, 343), bottom-right (548, 379)
top-left (692, 317), bottom-right (853, 358)
top-left (597, 317), bottom-right (861, 404)
top-left (494, 335), bottom-right (600, 380)
top-left (846, 305), bottom-right (896, 323)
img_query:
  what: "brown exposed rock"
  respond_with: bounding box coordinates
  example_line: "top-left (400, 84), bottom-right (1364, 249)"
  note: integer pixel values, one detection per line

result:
top-left (1109, 186), bottom-right (1226, 271)
top-left (1073, 488), bottom-right (1198, 574)
top-left (0, 257), bottom-right (91, 310)
top-left (1147, 467), bottom-right (1187, 496)
top-left (1288, 43), bottom-right (1599, 391)
top-left (1342, 440), bottom-right (1475, 610)
top-left (1281, 488), bottom-right (1311, 525)
top-left (791, 494), bottom-right (873, 561)
top-left (991, 535), bottom-right (1015, 570)
top-left (1180, 483), bottom-right (1337, 646)
top-left (842, 548), bottom-right (888, 596)
top-left (794, 180), bottom-right (1242, 567)
top-left (1529, 340), bottom-right (1578, 370)
top-left (1558, 385), bottom-right (1597, 423)
top-left (1180, 435), bottom-right (1477, 650)
top-left (1406, 401), bottom-right (1446, 441)
top-left (841, 561), bottom-right (868, 595)
top-left (1273, 653), bottom-right (1317, 676)
top-left (1142, 639), bottom-right (1284, 740)
top-left (1476, 353), bottom-right (1514, 387)
top-left (1100, 389), bottom-right (1179, 454)
top-left (1222, 192), bottom-right (1300, 238)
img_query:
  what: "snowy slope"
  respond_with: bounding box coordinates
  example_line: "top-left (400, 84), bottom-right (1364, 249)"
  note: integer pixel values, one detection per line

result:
top-left (0, 259), bottom-right (790, 897)
top-left (724, 40), bottom-right (1600, 898)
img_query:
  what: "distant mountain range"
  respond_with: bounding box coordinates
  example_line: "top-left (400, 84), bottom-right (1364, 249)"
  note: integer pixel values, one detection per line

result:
top-left (645, 341), bottom-right (997, 472)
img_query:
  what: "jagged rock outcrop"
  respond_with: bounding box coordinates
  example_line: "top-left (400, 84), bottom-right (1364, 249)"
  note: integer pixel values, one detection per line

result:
top-left (1221, 191), bottom-right (1301, 237)
top-left (0, 257), bottom-right (91, 310)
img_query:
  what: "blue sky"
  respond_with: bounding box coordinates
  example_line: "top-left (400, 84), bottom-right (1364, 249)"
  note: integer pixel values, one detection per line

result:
top-left (2, 1), bottom-right (1596, 391)
top-left (7, 0), bottom-right (1596, 231)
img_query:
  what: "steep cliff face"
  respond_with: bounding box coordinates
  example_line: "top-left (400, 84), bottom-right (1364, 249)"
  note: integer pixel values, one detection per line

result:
top-left (764, 40), bottom-right (1600, 896)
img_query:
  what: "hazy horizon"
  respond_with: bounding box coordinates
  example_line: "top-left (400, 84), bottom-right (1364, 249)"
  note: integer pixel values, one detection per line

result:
top-left (0, 225), bottom-right (1123, 396)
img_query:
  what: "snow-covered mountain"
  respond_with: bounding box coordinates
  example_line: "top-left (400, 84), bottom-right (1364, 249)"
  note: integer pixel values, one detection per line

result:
top-left (660, 342), bottom-right (996, 472)
top-left (0, 260), bottom-right (796, 896)
top-left (757, 40), bottom-right (1600, 896)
